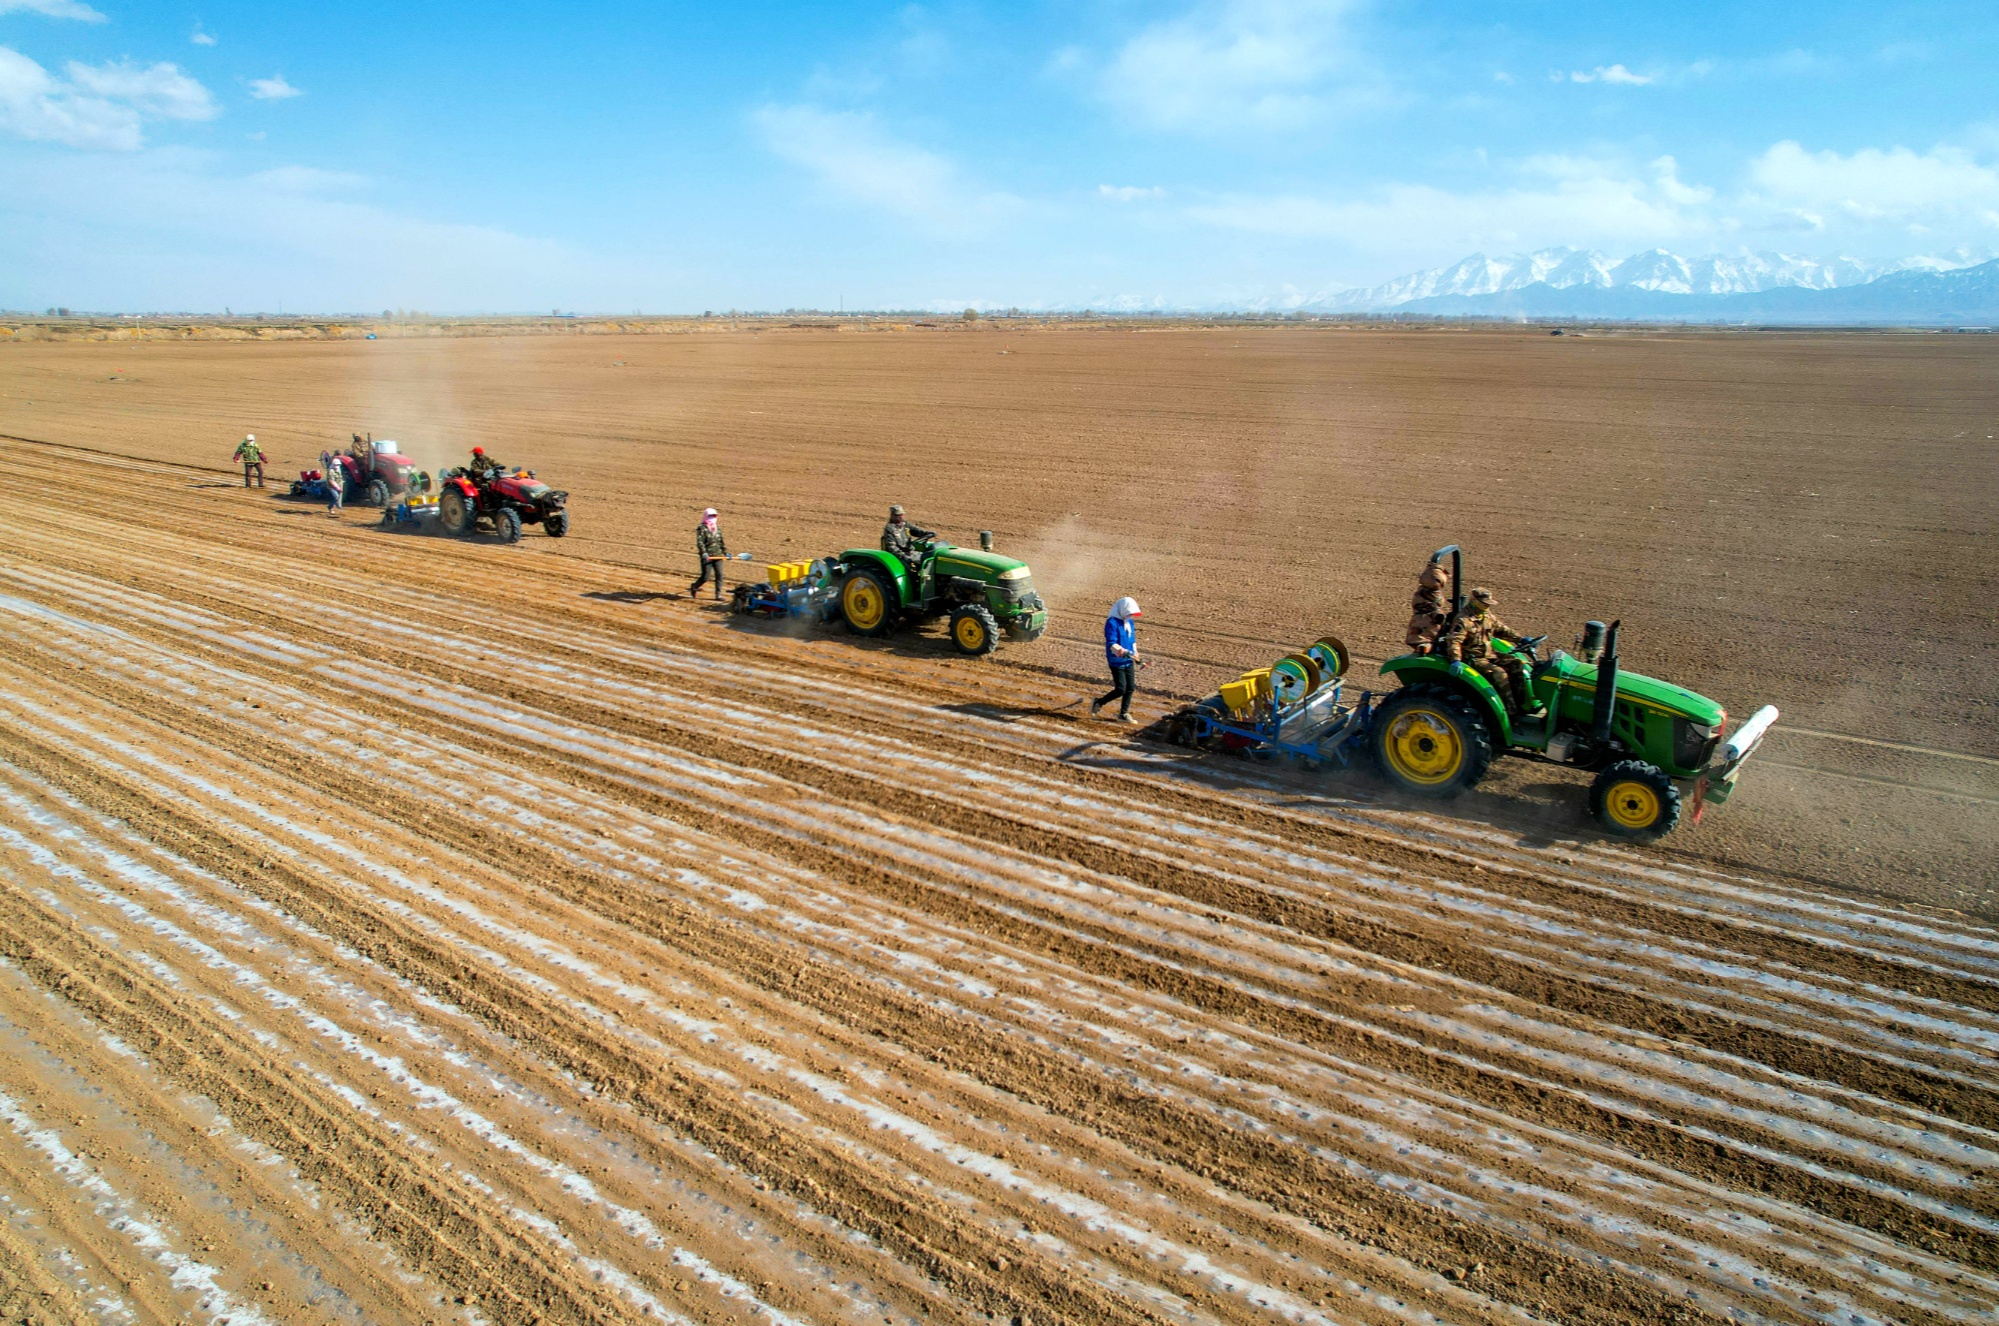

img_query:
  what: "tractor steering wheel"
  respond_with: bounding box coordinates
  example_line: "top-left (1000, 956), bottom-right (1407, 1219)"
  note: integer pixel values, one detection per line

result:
top-left (1515, 633), bottom-right (1548, 663)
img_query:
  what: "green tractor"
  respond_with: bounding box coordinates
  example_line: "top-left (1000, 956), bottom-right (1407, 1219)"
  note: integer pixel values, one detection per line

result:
top-left (830, 530), bottom-right (1048, 656)
top-left (1371, 546), bottom-right (1778, 838)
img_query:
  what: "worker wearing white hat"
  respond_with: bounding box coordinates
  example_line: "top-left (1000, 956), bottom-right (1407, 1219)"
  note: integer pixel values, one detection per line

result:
top-left (232, 433), bottom-right (264, 488)
top-left (1091, 596), bottom-right (1145, 723)
top-left (691, 507), bottom-right (729, 600)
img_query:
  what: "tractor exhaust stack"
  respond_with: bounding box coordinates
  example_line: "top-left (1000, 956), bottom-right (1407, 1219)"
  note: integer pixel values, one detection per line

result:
top-left (1591, 619), bottom-right (1621, 744)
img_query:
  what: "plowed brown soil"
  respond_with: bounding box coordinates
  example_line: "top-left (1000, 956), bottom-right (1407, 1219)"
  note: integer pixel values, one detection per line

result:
top-left (0, 327), bottom-right (1994, 1325)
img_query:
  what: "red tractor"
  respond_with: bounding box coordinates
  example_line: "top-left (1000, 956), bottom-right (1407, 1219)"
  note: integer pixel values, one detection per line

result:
top-left (337, 436), bottom-right (424, 507)
top-left (437, 453), bottom-right (570, 542)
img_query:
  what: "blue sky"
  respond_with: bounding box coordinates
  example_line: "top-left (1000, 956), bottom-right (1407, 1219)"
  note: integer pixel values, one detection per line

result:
top-left (2, 0), bottom-right (1995, 312)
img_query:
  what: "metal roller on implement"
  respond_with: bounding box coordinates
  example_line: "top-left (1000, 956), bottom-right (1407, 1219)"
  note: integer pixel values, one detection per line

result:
top-left (1305, 636), bottom-right (1350, 679)
top-left (1163, 639), bottom-right (1374, 769)
top-left (1270, 653), bottom-right (1323, 705)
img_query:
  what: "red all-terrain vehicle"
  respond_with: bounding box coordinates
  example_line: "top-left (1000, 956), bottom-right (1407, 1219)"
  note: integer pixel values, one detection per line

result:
top-left (437, 456), bottom-right (570, 543)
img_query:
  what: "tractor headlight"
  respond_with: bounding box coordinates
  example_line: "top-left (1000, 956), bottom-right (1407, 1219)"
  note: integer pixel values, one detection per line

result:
top-left (997, 567), bottom-right (1030, 581)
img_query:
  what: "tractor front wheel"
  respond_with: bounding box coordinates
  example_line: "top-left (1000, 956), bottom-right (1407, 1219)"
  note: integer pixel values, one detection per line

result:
top-left (495, 508), bottom-right (524, 544)
top-left (949, 603), bottom-right (1000, 656)
top-left (1589, 761), bottom-right (1681, 839)
top-left (440, 488), bottom-right (477, 537)
top-left (367, 479), bottom-right (390, 508)
top-left (1370, 688), bottom-right (1493, 798)
top-left (839, 568), bottom-right (897, 637)
top-left (543, 510), bottom-right (570, 538)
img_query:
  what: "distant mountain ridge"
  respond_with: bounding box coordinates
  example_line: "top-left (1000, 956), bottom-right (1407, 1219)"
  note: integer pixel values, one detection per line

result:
top-left (1309, 245), bottom-right (1989, 313)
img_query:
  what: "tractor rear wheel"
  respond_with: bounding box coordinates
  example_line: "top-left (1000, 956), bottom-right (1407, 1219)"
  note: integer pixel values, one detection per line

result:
top-left (839, 567), bottom-right (897, 637)
top-left (495, 508), bottom-right (523, 544)
top-left (949, 604), bottom-right (999, 656)
top-left (543, 511), bottom-right (570, 538)
top-left (367, 479), bottom-right (390, 508)
top-left (1370, 688), bottom-right (1493, 798)
top-left (440, 488), bottom-right (477, 537)
top-left (1589, 761), bottom-right (1681, 839)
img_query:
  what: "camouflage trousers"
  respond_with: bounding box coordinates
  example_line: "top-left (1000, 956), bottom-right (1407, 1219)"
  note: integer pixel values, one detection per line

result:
top-left (1469, 657), bottom-right (1530, 714)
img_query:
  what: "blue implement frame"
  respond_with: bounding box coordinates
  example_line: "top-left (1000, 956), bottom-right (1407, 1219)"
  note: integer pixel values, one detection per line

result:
top-left (1178, 680), bottom-right (1378, 770)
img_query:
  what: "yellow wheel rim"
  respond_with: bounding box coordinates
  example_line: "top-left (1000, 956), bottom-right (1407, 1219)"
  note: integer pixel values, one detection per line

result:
top-left (955, 615), bottom-right (988, 651)
top-left (1604, 780), bottom-right (1662, 830)
top-left (1384, 707), bottom-right (1464, 785)
top-left (843, 577), bottom-right (886, 630)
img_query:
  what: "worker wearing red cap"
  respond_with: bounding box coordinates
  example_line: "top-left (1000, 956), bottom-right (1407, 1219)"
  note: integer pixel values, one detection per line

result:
top-left (467, 445), bottom-right (503, 480)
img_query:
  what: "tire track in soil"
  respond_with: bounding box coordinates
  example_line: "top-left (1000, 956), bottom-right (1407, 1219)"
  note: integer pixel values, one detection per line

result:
top-left (0, 440), bottom-right (1994, 1325)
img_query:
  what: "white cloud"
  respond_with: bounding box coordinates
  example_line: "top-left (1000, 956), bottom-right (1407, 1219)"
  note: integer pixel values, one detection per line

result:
top-left (1, 146), bottom-right (608, 311)
top-left (1099, 184), bottom-right (1166, 202)
top-left (0, 47), bottom-right (215, 149)
top-left (1097, 0), bottom-right (1363, 132)
top-left (753, 103), bottom-right (1018, 235)
top-left (1184, 137), bottom-right (1999, 276)
top-left (1185, 153), bottom-right (1723, 268)
top-left (190, 30), bottom-right (217, 47)
top-left (254, 165), bottom-right (368, 194)
top-left (1748, 141), bottom-right (1999, 226)
top-left (1566, 64), bottom-right (1652, 85)
top-left (248, 74), bottom-right (301, 100)
top-left (0, 0), bottom-right (106, 21)
top-left (67, 59), bottom-right (216, 120)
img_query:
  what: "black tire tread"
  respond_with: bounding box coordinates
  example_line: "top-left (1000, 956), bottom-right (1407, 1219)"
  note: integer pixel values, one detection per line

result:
top-left (1589, 760), bottom-right (1683, 839)
top-left (839, 566), bottom-right (898, 638)
top-left (1369, 687), bottom-right (1494, 799)
top-left (949, 603), bottom-right (1000, 656)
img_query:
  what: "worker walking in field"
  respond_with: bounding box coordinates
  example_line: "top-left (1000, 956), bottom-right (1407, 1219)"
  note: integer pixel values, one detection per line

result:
top-left (319, 449), bottom-right (344, 517)
top-left (690, 507), bottom-right (728, 600)
top-left (233, 434), bottom-right (265, 488)
top-left (1090, 596), bottom-right (1145, 723)
top-left (881, 505), bottom-right (935, 572)
top-left (1442, 587), bottom-right (1532, 714)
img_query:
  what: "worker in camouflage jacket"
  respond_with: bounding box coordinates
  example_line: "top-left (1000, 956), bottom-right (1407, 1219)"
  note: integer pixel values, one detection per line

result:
top-left (1404, 559), bottom-right (1450, 653)
top-left (233, 434), bottom-right (265, 488)
top-left (880, 504), bottom-right (935, 570)
top-left (690, 507), bottom-right (728, 600)
top-left (1441, 587), bottom-right (1532, 714)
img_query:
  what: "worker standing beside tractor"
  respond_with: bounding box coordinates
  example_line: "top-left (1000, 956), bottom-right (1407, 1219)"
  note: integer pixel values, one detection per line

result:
top-left (318, 449), bottom-right (344, 517)
top-left (1442, 587), bottom-right (1531, 714)
top-left (233, 434), bottom-right (265, 488)
top-left (691, 508), bottom-right (729, 600)
top-left (1091, 596), bottom-right (1145, 723)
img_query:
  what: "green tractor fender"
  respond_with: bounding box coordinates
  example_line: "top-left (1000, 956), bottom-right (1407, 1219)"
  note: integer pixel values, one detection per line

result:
top-left (1379, 655), bottom-right (1514, 748)
top-left (836, 548), bottom-right (916, 608)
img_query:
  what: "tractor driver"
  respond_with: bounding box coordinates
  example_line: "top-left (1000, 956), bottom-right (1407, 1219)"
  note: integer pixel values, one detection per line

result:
top-left (881, 505), bottom-right (935, 572)
top-left (468, 446), bottom-right (503, 480)
top-left (1441, 587), bottom-right (1534, 715)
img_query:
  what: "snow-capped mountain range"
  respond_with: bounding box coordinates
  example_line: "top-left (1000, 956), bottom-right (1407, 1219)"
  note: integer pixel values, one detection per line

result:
top-left (1310, 246), bottom-right (1991, 312)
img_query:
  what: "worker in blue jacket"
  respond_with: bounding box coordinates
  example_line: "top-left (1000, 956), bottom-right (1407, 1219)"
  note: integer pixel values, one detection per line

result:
top-left (1090, 596), bottom-right (1145, 723)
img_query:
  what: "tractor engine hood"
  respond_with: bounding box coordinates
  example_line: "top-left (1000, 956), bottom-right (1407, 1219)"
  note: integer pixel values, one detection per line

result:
top-left (494, 478), bottom-right (563, 503)
top-left (1536, 653), bottom-right (1726, 727)
top-left (928, 544), bottom-right (1030, 581)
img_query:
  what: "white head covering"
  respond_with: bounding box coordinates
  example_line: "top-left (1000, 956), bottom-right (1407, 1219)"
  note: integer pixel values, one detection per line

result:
top-left (703, 507), bottom-right (718, 516)
top-left (1111, 596), bottom-right (1141, 621)
top-left (244, 433), bottom-right (255, 442)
